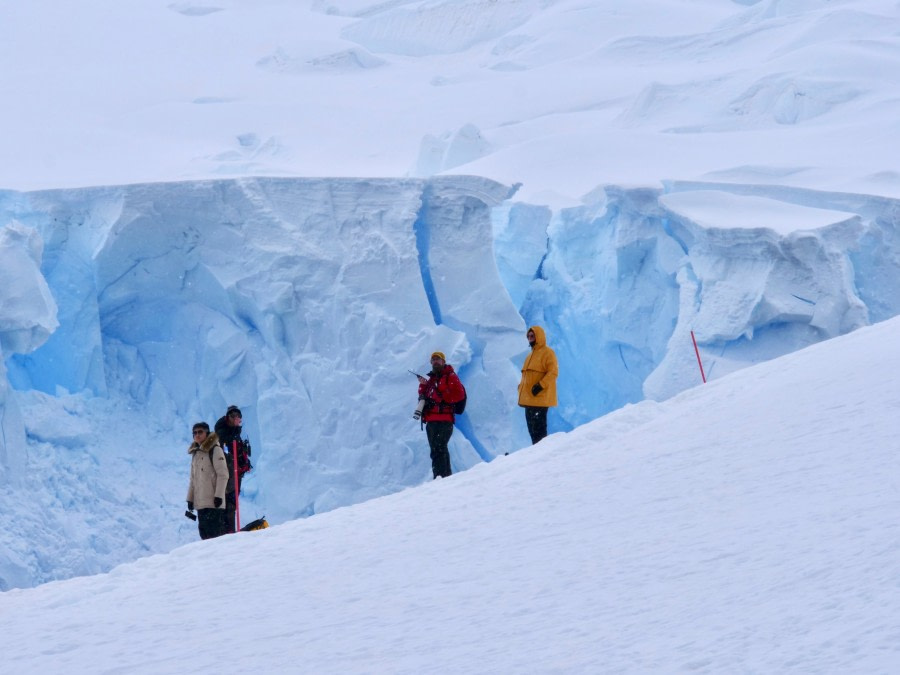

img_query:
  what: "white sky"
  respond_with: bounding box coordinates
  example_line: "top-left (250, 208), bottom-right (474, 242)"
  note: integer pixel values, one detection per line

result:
top-left (2, 315), bottom-right (898, 673)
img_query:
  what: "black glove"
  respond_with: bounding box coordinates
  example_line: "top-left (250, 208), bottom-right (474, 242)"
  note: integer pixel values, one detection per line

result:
top-left (187, 501), bottom-right (194, 511)
top-left (214, 497), bottom-right (223, 508)
top-left (531, 383), bottom-right (543, 396)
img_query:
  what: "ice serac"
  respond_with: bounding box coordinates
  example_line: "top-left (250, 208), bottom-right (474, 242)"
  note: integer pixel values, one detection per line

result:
top-left (415, 177), bottom-right (529, 460)
top-left (649, 185), bottom-right (871, 400)
top-left (492, 201), bottom-right (551, 310)
top-left (0, 221), bottom-right (58, 483)
top-left (6, 189), bottom-right (118, 397)
top-left (500, 182), bottom-right (900, 426)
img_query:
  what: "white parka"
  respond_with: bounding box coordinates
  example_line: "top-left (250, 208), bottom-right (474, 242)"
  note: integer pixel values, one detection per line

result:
top-left (186, 432), bottom-right (229, 510)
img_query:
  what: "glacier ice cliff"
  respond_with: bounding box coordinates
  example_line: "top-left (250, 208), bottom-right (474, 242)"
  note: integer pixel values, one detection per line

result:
top-left (0, 222), bottom-right (58, 485)
top-left (1, 176), bottom-right (899, 589)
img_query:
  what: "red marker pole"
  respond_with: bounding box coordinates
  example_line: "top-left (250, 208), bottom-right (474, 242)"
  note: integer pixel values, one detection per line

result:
top-left (232, 440), bottom-right (241, 532)
top-left (691, 330), bottom-right (707, 384)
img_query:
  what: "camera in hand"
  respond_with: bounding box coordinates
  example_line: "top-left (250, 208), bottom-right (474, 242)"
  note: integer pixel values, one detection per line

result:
top-left (413, 397), bottom-right (426, 420)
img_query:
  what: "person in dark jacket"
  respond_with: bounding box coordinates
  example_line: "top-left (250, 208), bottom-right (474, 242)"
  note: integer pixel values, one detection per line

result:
top-left (517, 325), bottom-right (559, 444)
top-left (214, 405), bottom-right (252, 533)
top-left (186, 422), bottom-right (229, 540)
top-left (415, 351), bottom-right (466, 479)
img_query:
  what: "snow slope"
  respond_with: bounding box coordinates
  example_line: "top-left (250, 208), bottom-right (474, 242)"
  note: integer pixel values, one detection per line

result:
top-left (1, 315), bottom-right (898, 673)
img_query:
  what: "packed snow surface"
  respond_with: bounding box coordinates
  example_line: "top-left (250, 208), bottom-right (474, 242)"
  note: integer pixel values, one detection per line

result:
top-left (1, 316), bottom-right (898, 673)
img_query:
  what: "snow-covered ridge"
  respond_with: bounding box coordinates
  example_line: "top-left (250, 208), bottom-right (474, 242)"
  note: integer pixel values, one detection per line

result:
top-left (3, 0), bottom-right (899, 204)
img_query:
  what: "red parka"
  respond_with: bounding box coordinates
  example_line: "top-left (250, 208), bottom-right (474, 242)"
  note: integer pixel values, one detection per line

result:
top-left (418, 364), bottom-right (466, 423)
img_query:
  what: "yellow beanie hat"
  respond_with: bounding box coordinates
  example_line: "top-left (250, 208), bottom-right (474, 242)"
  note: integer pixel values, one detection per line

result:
top-left (430, 351), bottom-right (446, 361)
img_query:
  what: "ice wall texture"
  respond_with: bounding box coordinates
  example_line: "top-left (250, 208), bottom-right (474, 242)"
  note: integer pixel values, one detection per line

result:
top-left (0, 176), bottom-right (527, 516)
top-left (498, 182), bottom-right (900, 431)
top-left (2, 176), bottom-right (900, 590)
top-left (0, 221), bottom-right (58, 484)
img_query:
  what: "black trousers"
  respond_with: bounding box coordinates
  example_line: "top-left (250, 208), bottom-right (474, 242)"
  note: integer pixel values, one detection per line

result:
top-left (525, 406), bottom-right (548, 445)
top-left (224, 492), bottom-right (236, 534)
top-left (426, 421), bottom-right (454, 478)
top-left (198, 508), bottom-right (226, 540)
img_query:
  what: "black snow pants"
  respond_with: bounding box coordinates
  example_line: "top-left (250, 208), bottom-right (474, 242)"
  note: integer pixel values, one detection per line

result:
top-left (525, 406), bottom-right (548, 445)
top-left (224, 492), bottom-right (236, 534)
top-left (426, 421), bottom-right (454, 479)
top-left (198, 508), bottom-right (226, 540)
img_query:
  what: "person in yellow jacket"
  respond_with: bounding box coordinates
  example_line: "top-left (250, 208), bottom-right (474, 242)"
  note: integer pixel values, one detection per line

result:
top-left (517, 325), bottom-right (559, 444)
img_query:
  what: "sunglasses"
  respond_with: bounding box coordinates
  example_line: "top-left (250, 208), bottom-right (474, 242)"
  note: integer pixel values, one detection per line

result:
top-left (192, 430), bottom-right (207, 436)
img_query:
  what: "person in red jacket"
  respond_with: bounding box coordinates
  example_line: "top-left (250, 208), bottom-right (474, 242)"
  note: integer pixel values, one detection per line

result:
top-left (415, 351), bottom-right (466, 479)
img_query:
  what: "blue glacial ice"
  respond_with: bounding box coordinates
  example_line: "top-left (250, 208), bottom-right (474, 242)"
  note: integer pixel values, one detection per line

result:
top-left (1, 176), bottom-right (899, 589)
